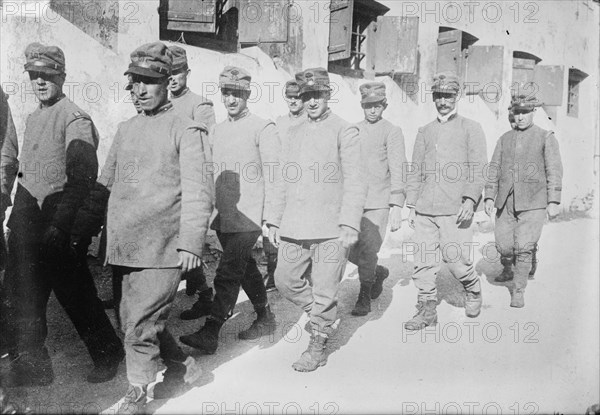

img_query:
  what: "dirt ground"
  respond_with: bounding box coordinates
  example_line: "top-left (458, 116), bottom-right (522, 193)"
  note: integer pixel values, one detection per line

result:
top-left (1, 216), bottom-right (599, 414)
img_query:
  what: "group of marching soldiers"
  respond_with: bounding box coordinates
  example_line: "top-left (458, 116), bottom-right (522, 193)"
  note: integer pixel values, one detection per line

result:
top-left (0, 40), bottom-right (562, 413)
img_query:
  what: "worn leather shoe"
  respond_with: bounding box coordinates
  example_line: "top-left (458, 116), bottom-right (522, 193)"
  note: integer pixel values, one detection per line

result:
top-left (87, 351), bottom-right (124, 383)
top-left (179, 318), bottom-right (222, 354)
top-left (370, 266), bottom-right (389, 299)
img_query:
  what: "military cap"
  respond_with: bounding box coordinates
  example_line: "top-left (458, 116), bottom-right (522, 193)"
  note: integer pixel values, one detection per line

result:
top-left (124, 42), bottom-right (172, 78)
top-left (510, 93), bottom-right (538, 111)
top-left (360, 82), bottom-right (386, 104)
top-left (24, 43), bottom-right (65, 75)
top-left (431, 72), bottom-right (460, 94)
top-left (296, 68), bottom-right (330, 95)
top-left (284, 80), bottom-right (301, 98)
top-left (219, 66), bottom-right (252, 91)
top-left (168, 45), bottom-right (189, 72)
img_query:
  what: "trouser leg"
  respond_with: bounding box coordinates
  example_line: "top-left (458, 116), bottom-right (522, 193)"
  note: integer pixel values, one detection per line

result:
top-left (274, 241), bottom-right (314, 314)
top-left (513, 209), bottom-right (546, 290)
top-left (495, 193), bottom-right (518, 266)
top-left (410, 214), bottom-right (440, 301)
top-left (349, 209), bottom-right (389, 286)
top-left (239, 241), bottom-right (268, 311)
top-left (438, 215), bottom-right (480, 292)
top-left (263, 236), bottom-right (278, 279)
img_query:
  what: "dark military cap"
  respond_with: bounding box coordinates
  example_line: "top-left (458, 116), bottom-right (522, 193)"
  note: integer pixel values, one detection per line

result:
top-left (432, 72), bottom-right (460, 94)
top-left (124, 42), bottom-right (172, 78)
top-left (510, 94), bottom-right (538, 112)
top-left (360, 82), bottom-right (386, 104)
top-left (168, 45), bottom-right (189, 72)
top-left (219, 66), bottom-right (252, 91)
top-left (296, 68), bottom-right (330, 95)
top-left (24, 43), bottom-right (65, 75)
top-left (285, 80), bottom-right (301, 98)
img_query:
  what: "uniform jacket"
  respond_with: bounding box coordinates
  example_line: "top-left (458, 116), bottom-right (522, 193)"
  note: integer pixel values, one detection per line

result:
top-left (81, 103), bottom-right (213, 268)
top-left (406, 114), bottom-right (487, 216)
top-left (357, 118), bottom-right (407, 209)
top-left (209, 110), bottom-right (281, 233)
top-left (485, 124), bottom-right (563, 211)
top-left (269, 110), bottom-right (367, 239)
top-left (276, 111), bottom-right (306, 145)
top-left (170, 88), bottom-right (216, 130)
top-left (7, 94), bottom-right (99, 235)
top-left (1, 89), bottom-right (19, 215)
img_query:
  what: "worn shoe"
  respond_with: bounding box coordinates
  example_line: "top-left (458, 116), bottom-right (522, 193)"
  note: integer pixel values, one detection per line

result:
top-left (87, 351), bottom-right (124, 383)
top-left (510, 289), bottom-right (525, 308)
top-left (465, 290), bottom-right (482, 318)
top-left (370, 266), bottom-right (389, 299)
top-left (238, 306), bottom-right (277, 340)
top-left (179, 318), bottom-right (222, 354)
top-left (5, 349), bottom-right (54, 387)
top-left (180, 288), bottom-right (213, 320)
top-left (153, 356), bottom-right (202, 400)
top-left (495, 257), bottom-right (514, 282)
top-left (351, 284), bottom-right (372, 316)
top-left (117, 384), bottom-right (147, 414)
top-left (292, 333), bottom-right (328, 372)
top-left (404, 300), bottom-right (438, 331)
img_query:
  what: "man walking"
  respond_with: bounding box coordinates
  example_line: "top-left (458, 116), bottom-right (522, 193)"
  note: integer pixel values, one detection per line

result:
top-left (484, 93), bottom-right (563, 307)
top-left (268, 68), bottom-right (366, 372)
top-left (404, 72), bottom-right (487, 330)
top-left (179, 66), bottom-right (280, 354)
top-left (348, 82), bottom-right (407, 316)
top-left (4, 43), bottom-right (124, 386)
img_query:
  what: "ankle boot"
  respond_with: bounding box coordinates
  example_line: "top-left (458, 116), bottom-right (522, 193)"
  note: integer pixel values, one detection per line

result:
top-left (238, 305), bottom-right (277, 340)
top-left (292, 332), bottom-right (328, 372)
top-left (117, 384), bottom-right (147, 414)
top-left (510, 289), bottom-right (525, 308)
top-left (464, 280), bottom-right (483, 318)
top-left (153, 356), bottom-right (202, 399)
top-left (179, 318), bottom-right (222, 354)
top-left (370, 265), bottom-right (389, 299)
top-left (351, 284), bottom-right (372, 316)
top-left (180, 288), bottom-right (213, 320)
top-left (404, 299), bottom-right (438, 331)
top-left (495, 256), bottom-right (514, 282)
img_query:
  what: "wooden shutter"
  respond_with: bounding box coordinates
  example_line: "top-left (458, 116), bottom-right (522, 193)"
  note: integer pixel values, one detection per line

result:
top-left (533, 65), bottom-right (564, 106)
top-left (238, 0), bottom-right (289, 43)
top-left (328, 0), bottom-right (354, 61)
top-left (512, 57), bottom-right (536, 86)
top-left (436, 29), bottom-right (462, 74)
top-left (464, 45), bottom-right (504, 115)
top-left (366, 16), bottom-right (418, 74)
top-left (166, 0), bottom-right (217, 33)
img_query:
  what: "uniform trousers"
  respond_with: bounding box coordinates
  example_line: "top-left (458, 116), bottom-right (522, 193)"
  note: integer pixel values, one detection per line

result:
top-left (348, 208), bottom-right (389, 285)
top-left (411, 213), bottom-right (480, 301)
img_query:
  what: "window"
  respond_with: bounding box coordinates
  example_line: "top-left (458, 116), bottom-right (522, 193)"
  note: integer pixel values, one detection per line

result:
top-left (511, 51), bottom-right (541, 89)
top-left (436, 27), bottom-right (478, 82)
top-left (567, 68), bottom-right (588, 117)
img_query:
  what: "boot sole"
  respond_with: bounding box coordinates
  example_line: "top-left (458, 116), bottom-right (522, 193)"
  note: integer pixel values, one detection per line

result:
top-left (292, 360), bottom-right (327, 372)
top-left (404, 318), bottom-right (438, 331)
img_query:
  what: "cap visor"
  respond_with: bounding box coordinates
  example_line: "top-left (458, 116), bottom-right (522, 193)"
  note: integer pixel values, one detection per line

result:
top-left (24, 64), bottom-right (62, 75)
top-left (219, 82), bottom-right (251, 91)
top-left (361, 96), bottom-right (385, 104)
top-left (124, 66), bottom-right (166, 78)
top-left (300, 85), bottom-right (330, 95)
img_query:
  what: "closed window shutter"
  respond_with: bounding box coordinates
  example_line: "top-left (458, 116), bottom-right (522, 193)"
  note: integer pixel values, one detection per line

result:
top-left (436, 29), bottom-right (462, 74)
top-left (366, 16), bottom-right (418, 74)
top-left (238, 0), bottom-right (289, 43)
top-left (512, 57), bottom-right (536, 86)
top-left (533, 65), bottom-right (564, 106)
top-left (328, 0), bottom-right (354, 61)
top-left (464, 45), bottom-right (504, 114)
top-left (166, 0), bottom-right (217, 33)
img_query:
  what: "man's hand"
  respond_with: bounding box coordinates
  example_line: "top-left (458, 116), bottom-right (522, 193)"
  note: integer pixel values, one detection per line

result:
top-left (268, 225), bottom-right (281, 248)
top-left (457, 198), bottom-right (475, 223)
top-left (178, 250), bottom-right (202, 273)
top-left (547, 202), bottom-right (560, 220)
top-left (408, 208), bottom-right (416, 229)
top-left (389, 205), bottom-right (403, 232)
top-left (41, 225), bottom-right (69, 260)
top-left (338, 225), bottom-right (359, 249)
top-left (484, 199), bottom-right (495, 217)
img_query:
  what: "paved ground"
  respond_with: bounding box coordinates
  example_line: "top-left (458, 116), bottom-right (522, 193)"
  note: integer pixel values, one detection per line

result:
top-left (2, 216), bottom-right (599, 414)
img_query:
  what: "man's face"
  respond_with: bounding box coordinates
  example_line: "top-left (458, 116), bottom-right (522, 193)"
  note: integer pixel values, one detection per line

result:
top-left (285, 94), bottom-right (304, 115)
top-left (301, 90), bottom-right (329, 119)
top-left (130, 91), bottom-right (143, 114)
top-left (28, 71), bottom-right (64, 103)
top-left (168, 68), bottom-right (189, 95)
top-left (131, 74), bottom-right (169, 112)
top-left (362, 100), bottom-right (387, 123)
top-left (433, 92), bottom-right (457, 116)
top-left (221, 88), bottom-right (249, 117)
top-left (513, 109), bottom-right (535, 130)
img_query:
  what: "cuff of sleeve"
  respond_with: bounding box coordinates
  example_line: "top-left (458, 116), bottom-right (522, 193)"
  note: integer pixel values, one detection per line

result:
top-left (388, 192), bottom-right (406, 208)
top-left (339, 223), bottom-right (360, 233)
top-left (177, 234), bottom-right (204, 258)
top-left (548, 190), bottom-right (561, 205)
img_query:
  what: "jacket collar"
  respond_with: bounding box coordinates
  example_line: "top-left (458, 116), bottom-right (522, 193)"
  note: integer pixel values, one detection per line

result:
top-left (308, 109), bottom-right (331, 123)
top-left (437, 108), bottom-right (458, 124)
top-left (170, 87), bottom-right (189, 99)
top-left (228, 108), bottom-right (250, 122)
top-left (144, 102), bottom-right (172, 117)
top-left (39, 93), bottom-right (65, 109)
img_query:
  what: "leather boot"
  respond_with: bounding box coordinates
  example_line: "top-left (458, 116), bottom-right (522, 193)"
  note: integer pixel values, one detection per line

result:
top-left (495, 256), bottom-right (514, 282)
top-left (153, 356), bottom-right (202, 399)
top-left (238, 305), bottom-right (277, 340)
top-left (510, 289), bottom-right (525, 308)
top-left (180, 288), bottom-right (213, 320)
top-left (404, 299), bottom-right (438, 331)
top-left (528, 246), bottom-right (538, 280)
top-left (86, 349), bottom-right (125, 383)
top-left (351, 283), bottom-right (372, 316)
top-left (179, 318), bottom-right (223, 354)
top-left (117, 384), bottom-right (147, 414)
top-left (370, 265), bottom-right (389, 299)
top-left (292, 332), bottom-right (328, 372)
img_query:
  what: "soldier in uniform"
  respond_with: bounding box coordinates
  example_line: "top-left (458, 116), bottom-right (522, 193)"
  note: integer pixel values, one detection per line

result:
top-left (484, 94), bottom-right (563, 308)
top-left (179, 66), bottom-right (280, 354)
top-left (3, 43), bottom-right (124, 386)
top-left (268, 68), bottom-right (366, 372)
top-left (78, 42), bottom-right (212, 410)
top-left (348, 82), bottom-right (407, 316)
top-left (167, 45), bottom-right (217, 321)
top-left (404, 72), bottom-right (487, 330)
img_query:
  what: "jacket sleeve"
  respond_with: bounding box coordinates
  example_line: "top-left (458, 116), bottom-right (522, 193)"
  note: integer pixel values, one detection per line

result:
top-left (463, 120), bottom-right (488, 204)
top-left (405, 128), bottom-right (425, 208)
top-left (387, 125), bottom-right (407, 207)
top-left (544, 131), bottom-right (563, 204)
top-left (1, 98), bottom-right (19, 211)
top-left (338, 124), bottom-right (367, 232)
top-left (267, 124), bottom-right (288, 228)
top-left (177, 125), bottom-right (214, 257)
top-left (484, 137), bottom-right (502, 202)
top-left (193, 101), bottom-right (216, 132)
top-left (257, 121), bottom-right (282, 225)
top-left (51, 114), bottom-right (99, 233)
